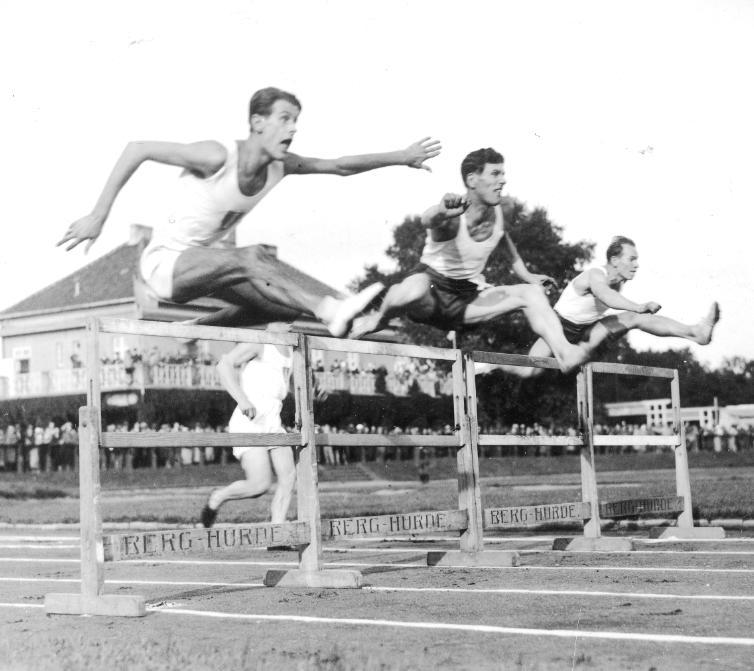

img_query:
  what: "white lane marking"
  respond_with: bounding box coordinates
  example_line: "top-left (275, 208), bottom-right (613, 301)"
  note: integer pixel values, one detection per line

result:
top-left (1, 601), bottom-right (751, 646)
top-left (364, 586), bottom-right (754, 601)
top-left (2, 576), bottom-right (749, 601)
top-left (0, 536), bottom-right (77, 542)
top-left (2, 556), bottom-right (754, 573)
top-left (326, 547), bottom-right (754, 557)
top-left (0, 577), bottom-right (265, 587)
top-left (0, 558), bottom-right (79, 563)
top-left (0, 544), bottom-right (79, 550)
top-left (3, 543), bottom-right (753, 556)
top-left (151, 607), bottom-right (754, 646)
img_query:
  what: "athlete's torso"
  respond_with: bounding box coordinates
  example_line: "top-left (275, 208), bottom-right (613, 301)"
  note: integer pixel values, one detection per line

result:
top-left (239, 344), bottom-right (292, 403)
top-left (419, 205), bottom-right (505, 285)
top-left (148, 140), bottom-right (285, 252)
top-left (554, 267), bottom-right (614, 324)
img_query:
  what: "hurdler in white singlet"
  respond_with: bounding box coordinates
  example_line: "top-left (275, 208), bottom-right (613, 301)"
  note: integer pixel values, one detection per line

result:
top-left (140, 140), bottom-right (285, 299)
top-left (554, 267), bottom-right (612, 324)
top-left (228, 344), bottom-right (292, 459)
top-left (419, 205), bottom-right (505, 288)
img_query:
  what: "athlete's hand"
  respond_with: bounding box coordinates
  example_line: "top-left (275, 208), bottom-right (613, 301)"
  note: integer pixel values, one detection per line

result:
top-left (58, 213), bottom-right (105, 253)
top-left (439, 193), bottom-right (469, 219)
top-left (640, 302), bottom-right (662, 314)
top-left (404, 137), bottom-right (442, 171)
top-left (240, 402), bottom-right (257, 420)
top-left (529, 274), bottom-right (557, 289)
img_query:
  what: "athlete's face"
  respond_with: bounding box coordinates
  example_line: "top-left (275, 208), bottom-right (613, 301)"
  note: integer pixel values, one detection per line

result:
top-left (253, 100), bottom-right (300, 159)
top-left (469, 163), bottom-right (506, 205)
top-left (614, 244), bottom-right (639, 280)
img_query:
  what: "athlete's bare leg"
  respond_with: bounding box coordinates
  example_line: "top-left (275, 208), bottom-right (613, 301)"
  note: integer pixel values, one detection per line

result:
top-left (205, 446), bottom-right (295, 524)
top-left (463, 285), bottom-right (588, 373)
top-left (349, 273), bottom-right (434, 338)
top-left (172, 245), bottom-right (382, 336)
top-left (268, 446), bottom-right (295, 524)
top-left (475, 337), bottom-right (552, 378)
top-left (186, 285), bottom-right (303, 328)
top-left (482, 302), bottom-right (721, 379)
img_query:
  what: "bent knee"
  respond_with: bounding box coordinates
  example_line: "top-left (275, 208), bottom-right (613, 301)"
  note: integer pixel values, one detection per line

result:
top-left (238, 244), bottom-right (276, 266)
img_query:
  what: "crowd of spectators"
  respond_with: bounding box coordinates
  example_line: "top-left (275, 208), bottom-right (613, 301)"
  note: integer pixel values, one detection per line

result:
top-left (1, 417), bottom-right (752, 473)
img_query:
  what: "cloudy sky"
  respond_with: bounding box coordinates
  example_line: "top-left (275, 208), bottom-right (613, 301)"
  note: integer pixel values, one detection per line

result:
top-left (2, 0), bottom-right (753, 366)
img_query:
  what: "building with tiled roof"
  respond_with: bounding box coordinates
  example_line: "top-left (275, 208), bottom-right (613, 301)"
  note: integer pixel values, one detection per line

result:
top-left (0, 226), bottom-right (428, 431)
top-left (0, 226), bottom-right (342, 416)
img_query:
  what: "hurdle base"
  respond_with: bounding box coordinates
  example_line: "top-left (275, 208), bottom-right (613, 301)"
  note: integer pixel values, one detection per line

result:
top-left (44, 592), bottom-right (146, 617)
top-left (552, 536), bottom-right (634, 552)
top-left (426, 550), bottom-right (519, 567)
top-left (648, 526), bottom-right (725, 540)
top-left (263, 569), bottom-right (363, 588)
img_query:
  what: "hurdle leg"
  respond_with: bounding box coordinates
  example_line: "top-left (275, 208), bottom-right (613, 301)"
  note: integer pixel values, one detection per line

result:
top-left (650, 371), bottom-right (724, 540)
top-left (265, 334), bottom-right (362, 587)
top-left (554, 367), bottom-right (632, 552)
top-left (45, 406), bottom-right (146, 616)
top-left (427, 351), bottom-right (518, 567)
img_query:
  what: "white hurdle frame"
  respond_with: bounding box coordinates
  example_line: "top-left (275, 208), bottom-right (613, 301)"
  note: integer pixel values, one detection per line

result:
top-left (43, 318), bottom-right (718, 617)
top-left (304, 336), bottom-right (518, 568)
top-left (468, 352), bottom-right (724, 551)
top-left (579, 361), bottom-right (724, 544)
top-left (44, 318), bottom-right (360, 617)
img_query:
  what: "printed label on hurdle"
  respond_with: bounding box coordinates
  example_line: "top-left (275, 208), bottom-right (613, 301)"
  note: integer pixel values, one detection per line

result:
top-left (599, 496), bottom-right (685, 519)
top-left (323, 509), bottom-right (468, 539)
top-left (483, 502), bottom-right (591, 528)
top-left (103, 521), bottom-right (310, 561)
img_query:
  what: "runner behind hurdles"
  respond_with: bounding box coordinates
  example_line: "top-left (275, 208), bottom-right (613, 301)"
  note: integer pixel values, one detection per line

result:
top-left (201, 322), bottom-right (295, 528)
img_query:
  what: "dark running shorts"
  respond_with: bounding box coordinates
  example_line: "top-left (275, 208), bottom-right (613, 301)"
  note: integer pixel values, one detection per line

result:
top-left (557, 313), bottom-right (628, 345)
top-left (409, 264), bottom-right (482, 330)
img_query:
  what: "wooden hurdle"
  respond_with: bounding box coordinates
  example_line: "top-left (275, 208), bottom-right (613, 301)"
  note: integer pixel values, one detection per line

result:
top-left (568, 361), bottom-right (725, 546)
top-left (469, 351), bottom-right (724, 551)
top-left (44, 318), bottom-right (360, 618)
top-left (275, 335), bottom-right (519, 569)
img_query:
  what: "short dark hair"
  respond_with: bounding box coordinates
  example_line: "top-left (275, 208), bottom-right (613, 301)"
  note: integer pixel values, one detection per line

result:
top-left (460, 148), bottom-right (504, 186)
top-left (248, 87), bottom-right (301, 123)
top-left (606, 236), bottom-right (636, 262)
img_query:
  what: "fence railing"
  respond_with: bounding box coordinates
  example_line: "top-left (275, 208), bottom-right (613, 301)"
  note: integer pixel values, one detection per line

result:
top-left (5, 364), bottom-right (453, 399)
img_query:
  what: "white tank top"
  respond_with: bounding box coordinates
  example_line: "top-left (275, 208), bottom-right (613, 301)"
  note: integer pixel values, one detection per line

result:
top-left (554, 267), bottom-right (611, 324)
top-left (148, 140), bottom-right (285, 253)
top-left (239, 344), bottom-right (292, 403)
top-left (419, 206), bottom-right (504, 284)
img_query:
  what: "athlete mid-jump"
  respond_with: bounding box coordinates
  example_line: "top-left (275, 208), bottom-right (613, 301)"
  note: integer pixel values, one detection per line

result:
top-left (59, 87), bottom-right (441, 335)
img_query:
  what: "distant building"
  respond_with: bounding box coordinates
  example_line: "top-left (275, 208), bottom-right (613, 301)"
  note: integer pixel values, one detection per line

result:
top-left (603, 399), bottom-right (754, 429)
top-left (0, 225), bottom-right (449, 425)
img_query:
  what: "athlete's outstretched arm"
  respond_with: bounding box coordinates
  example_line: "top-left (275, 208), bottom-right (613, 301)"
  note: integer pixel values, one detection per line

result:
top-left (58, 140), bottom-right (227, 252)
top-left (216, 343), bottom-right (263, 420)
top-left (503, 235), bottom-right (555, 287)
top-left (283, 137), bottom-right (441, 176)
top-left (587, 269), bottom-right (660, 313)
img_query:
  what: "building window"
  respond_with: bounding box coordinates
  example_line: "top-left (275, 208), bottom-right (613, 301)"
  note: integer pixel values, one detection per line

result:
top-left (12, 347), bottom-right (31, 375)
top-left (112, 337), bottom-right (127, 362)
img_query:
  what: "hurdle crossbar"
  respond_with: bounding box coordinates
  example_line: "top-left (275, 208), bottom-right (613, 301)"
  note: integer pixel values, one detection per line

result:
top-left (102, 432), bottom-right (303, 449)
top-left (316, 433), bottom-right (459, 448)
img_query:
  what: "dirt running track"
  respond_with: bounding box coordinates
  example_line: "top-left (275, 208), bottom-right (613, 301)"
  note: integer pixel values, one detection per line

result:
top-left (0, 528), bottom-right (752, 670)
